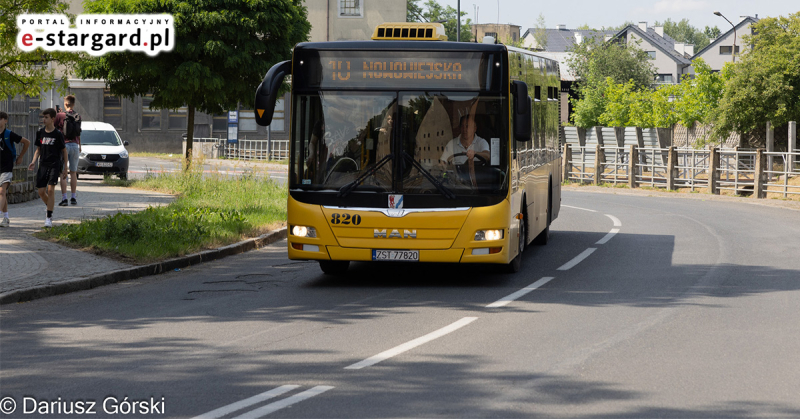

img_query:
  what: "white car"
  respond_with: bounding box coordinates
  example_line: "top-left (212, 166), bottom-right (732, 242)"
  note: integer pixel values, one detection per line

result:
top-left (76, 121), bottom-right (130, 179)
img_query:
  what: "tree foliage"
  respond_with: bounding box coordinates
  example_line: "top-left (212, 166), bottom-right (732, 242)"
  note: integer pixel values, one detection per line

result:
top-left (655, 18), bottom-right (713, 51)
top-left (0, 0), bottom-right (82, 98)
top-left (532, 13), bottom-right (547, 50)
top-left (78, 0), bottom-right (310, 166)
top-left (407, 0), bottom-right (472, 42)
top-left (711, 13), bottom-right (800, 141)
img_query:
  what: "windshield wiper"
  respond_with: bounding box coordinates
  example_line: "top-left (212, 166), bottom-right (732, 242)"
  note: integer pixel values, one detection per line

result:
top-left (338, 154), bottom-right (394, 198)
top-left (402, 152), bottom-right (455, 199)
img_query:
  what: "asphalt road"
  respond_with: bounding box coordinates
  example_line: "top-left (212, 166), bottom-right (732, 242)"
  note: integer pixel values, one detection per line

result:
top-left (2, 190), bottom-right (800, 418)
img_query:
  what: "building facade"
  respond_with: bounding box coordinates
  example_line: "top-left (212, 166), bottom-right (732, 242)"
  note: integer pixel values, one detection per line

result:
top-left (471, 24), bottom-right (521, 44)
top-left (693, 16), bottom-right (758, 71)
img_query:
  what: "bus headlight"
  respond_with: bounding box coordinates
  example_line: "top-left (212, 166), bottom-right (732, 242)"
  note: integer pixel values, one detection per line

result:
top-left (292, 225), bottom-right (317, 238)
top-left (475, 229), bottom-right (503, 241)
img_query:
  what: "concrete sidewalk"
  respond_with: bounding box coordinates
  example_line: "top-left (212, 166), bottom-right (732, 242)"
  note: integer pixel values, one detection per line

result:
top-left (0, 180), bottom-right (174, 299)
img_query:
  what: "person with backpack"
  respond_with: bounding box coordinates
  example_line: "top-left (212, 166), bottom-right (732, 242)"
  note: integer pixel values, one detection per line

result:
top-left (55, 94), bottom-right (81, 206)
top-left (28, 108), bottom-right (67, 228)
top-left (0, 111), bottom-right (31, 227)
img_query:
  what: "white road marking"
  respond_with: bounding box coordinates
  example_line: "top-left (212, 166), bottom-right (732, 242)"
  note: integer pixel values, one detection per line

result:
top-left (191, 385), bottom-right (300, 419)
top-left (562, 205), bottom-right (597, 212)
top-left (231, 386), bottom-right (334, 419)
top-left (557, 248), bottom-right (597, 271)
top-left (486, 277), bottom-right (555, 308)
top-left (605, 214), bottom-right (622, 227)
top-left (596, 228), bottom-right (620, 245)
top-left (345, 317), bottom-right (478, 370)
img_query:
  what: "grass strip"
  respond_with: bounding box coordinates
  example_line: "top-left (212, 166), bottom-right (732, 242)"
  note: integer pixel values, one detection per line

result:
top-left (35, 163), bottom-right (287, 263)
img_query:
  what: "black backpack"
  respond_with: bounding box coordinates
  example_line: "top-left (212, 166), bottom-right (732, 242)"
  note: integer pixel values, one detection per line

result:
top-left (64, 110), bottom-right (82, 139)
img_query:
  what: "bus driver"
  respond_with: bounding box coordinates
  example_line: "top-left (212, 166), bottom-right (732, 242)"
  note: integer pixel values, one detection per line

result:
top-left (439, 114), bottom-right (490, 166)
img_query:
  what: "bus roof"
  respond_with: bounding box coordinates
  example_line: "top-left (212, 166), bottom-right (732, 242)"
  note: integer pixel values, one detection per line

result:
top-left (294, 41), bottom-right (508, 53)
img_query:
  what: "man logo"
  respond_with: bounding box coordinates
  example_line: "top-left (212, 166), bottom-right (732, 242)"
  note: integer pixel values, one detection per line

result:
top-left (374, 229), bottom-right (417, 238)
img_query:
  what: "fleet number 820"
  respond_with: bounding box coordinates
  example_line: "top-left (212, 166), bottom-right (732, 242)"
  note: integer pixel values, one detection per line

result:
top-left (330, 213), bottom-right (362, 225)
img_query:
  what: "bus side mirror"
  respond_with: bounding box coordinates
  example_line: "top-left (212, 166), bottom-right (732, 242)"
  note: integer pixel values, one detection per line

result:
top-left (255, 60), bottom-right (291, 126)
top-left (512, 81), bottom-right (532, 142)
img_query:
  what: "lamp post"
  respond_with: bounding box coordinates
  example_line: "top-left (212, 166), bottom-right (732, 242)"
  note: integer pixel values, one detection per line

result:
top-left (457, 0), bottom-right (460, 42)
top-left (713, 11), bottom-right (737, 63)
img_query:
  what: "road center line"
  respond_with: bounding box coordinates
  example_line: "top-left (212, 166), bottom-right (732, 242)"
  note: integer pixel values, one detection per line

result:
top-left (563, 205), bottom-right (597, 212)
top-left (596, 228), bottom-right (620, 245)
top-left (486, 277), bottom-right (555, 308)
top-left (604, 214), bottom-right (622, 227)
top-left (344, 317), bottom-right (478, 370)
top-left (231, 386), bottom-right (335, 419)
top-left (557, 248), bottom-right (597, 271)
top-left (191, 385), bottom-right (300, 419)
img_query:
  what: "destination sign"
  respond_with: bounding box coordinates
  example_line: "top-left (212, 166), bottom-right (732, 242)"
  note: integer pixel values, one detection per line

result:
top-left (295, 51), bottom-right (499, 91)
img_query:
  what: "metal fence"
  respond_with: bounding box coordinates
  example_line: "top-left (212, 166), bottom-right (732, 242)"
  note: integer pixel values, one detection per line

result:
top-left (564, 144), bottom-right (800, 198)
top-left (187, 137), bottom-right (290, 161)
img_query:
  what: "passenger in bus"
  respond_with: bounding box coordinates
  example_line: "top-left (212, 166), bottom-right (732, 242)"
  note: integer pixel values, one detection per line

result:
top-left (305, 119), bottom-right (326, 182)
top-left (439, 114), bottom-right (490, 166)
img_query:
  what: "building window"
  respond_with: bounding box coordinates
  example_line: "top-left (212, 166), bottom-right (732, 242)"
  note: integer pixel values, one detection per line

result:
top-left (141, 94), bottom-right (161, 130)
top-left (485, 32), bottom-right (498, 39)
top-left (655, 74), bottom-right (673, 83)
top-left (169, 106), bottom-right (187, 130)
top-left (339, 0), bottom-right (362, 17)
top-left (646, 51), bottom-right (656, 60)
top-left (212, 114), bottom-right (227, 132)
top-left (239, 107), bottom-right (258, 132)
top-left (719, 45), bottom-right (740, 55)
top-left (103, 90), bottom-right (122, 129)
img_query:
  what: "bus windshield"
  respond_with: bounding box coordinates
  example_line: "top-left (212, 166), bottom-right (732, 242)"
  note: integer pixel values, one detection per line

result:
top-left (291, 91), bottom-right (508, 198)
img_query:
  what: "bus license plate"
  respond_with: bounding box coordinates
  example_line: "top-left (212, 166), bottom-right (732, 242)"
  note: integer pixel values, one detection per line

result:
top-left (372, 250), bottom-right (419, 262)
top-left (96, 162), bottom-right (113, 167)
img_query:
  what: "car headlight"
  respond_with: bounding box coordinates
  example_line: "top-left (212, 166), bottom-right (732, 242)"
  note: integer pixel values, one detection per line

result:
top-left (475, 229), bottom-right (503, 241)
top-left (292, 225), bottom-right (317, 238)
top-left (80, 152), bottom-right (87, 158)
top-left (119, 150), bottom-right (129, 158)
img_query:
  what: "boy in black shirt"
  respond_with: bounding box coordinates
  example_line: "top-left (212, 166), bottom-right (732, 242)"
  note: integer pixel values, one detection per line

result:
top-left (27, 108), bottom-right (67, 228)
top-left (0, 111), bottom-right (31, 227)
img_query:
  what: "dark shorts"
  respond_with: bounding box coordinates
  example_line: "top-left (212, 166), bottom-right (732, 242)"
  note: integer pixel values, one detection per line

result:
top-left (36, 165), bottom-right (61, 189)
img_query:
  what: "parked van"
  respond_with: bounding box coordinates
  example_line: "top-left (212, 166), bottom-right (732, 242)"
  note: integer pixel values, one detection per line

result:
top-left (77, 121), bottom-right (130, 179)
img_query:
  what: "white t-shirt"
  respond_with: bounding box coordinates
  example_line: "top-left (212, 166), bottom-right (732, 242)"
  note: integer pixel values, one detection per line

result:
top-left (440, 135), bottom-right (489, 165)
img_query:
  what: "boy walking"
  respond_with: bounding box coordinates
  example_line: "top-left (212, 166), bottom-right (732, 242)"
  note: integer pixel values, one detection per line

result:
top-left (27, 108), bottom-right (67, 228)
top-left (0, 111), bottom-right (31, 227)
top-left (55, 95), bottom-right (81, 206)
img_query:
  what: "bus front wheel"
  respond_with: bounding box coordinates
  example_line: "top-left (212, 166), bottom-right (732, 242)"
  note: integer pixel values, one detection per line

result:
top-left (319, 260), bottom-right (350, 275)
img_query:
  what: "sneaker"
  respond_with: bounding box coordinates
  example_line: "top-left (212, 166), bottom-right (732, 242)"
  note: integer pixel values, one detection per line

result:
top-left (70, 198), bottom-right (77, 205)
top-left (0, 217), bottom-right (8, 227)
top-left (58, 199), bottom-right (69, 206)
top-left (44, 218), bottom-right (53, 228)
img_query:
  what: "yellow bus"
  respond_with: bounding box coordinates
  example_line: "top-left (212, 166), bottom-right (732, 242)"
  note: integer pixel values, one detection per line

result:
top-left (255, 22), bottom-right (561, 274)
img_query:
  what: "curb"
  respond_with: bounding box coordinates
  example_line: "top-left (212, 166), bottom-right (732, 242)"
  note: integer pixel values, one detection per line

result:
top-left (0, 227), bottom-right (288, 305)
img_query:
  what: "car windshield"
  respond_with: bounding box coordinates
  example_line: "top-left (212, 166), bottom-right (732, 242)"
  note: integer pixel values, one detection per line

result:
top-left (81, 130), bottom-right (122, 146)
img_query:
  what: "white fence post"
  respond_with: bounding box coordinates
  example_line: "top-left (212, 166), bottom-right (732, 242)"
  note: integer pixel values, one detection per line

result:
top-left (789, 121), bottom-right (797, 173)
top-left (766, 121), bottom-right (774, 181)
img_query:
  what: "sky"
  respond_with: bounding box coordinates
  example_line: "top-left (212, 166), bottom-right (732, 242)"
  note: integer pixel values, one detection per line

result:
top-left (438, 0), bottom-right (797, 32)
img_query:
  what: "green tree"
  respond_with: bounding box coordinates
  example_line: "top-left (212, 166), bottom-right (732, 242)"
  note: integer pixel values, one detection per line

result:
top-left (78, 0), bottom-right (310, 167)
top-left (711, 13), bottom-right (800, 142)
top-left (532, 13), bottom-right (547, 50)
top-left (672, 58), bottom-right (726, 126)
top-left (407, 0), bottom-right (472, 42)
top-left (704, 25), bottom-right (721, 40)
top-left (0, 0), bottom-right (82, 98)
top-left (654, 18), bottom-right (711, 50)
